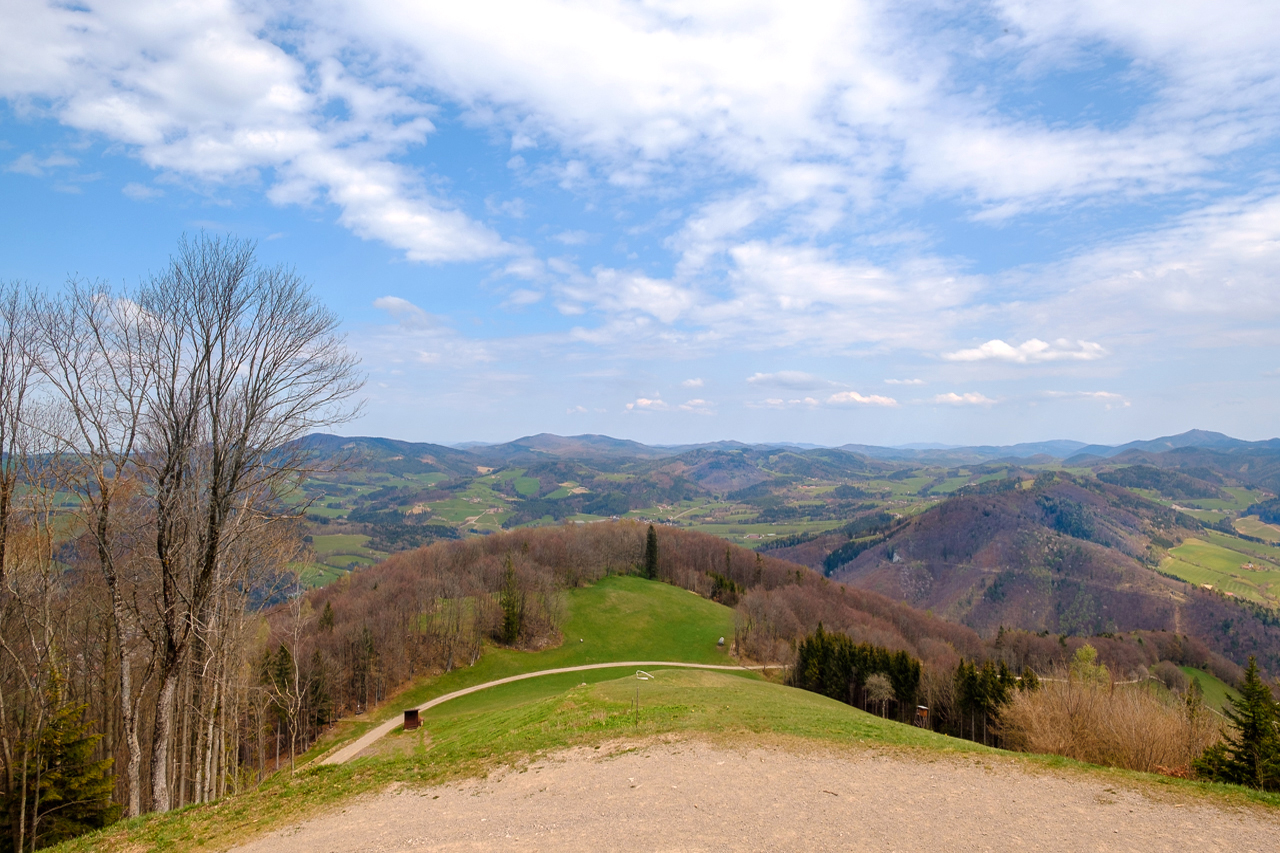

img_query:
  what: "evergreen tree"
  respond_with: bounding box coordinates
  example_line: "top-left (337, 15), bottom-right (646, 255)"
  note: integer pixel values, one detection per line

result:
top-left (318, 600), bottom-right (335, 632)
top-left (499, 555), bottom-right (524, 644)
top-left (1195, 657), bottom-right (1280, 790)
top-left (1, 676), bottom-right (119, 852)
top-left (643, 525), bottom-right (659, 580)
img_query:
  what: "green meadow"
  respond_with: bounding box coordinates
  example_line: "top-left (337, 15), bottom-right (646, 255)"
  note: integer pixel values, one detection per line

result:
top-left (1163, 535), bottom-right (1280, 606)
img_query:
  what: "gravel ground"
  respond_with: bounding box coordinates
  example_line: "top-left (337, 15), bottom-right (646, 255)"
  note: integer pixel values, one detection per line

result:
top-left (235, 739), bottom-right (1279, 852)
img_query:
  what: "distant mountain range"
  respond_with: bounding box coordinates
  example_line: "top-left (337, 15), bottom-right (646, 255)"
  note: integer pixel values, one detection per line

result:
top-left (307, 429), bottom-right (1278, 468)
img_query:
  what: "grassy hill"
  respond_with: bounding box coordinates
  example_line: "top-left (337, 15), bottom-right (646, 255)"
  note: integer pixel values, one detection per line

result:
top-left (57, 571), bottom-right (1279, 853)
top-left (310, 573), bottom-right (739, 748)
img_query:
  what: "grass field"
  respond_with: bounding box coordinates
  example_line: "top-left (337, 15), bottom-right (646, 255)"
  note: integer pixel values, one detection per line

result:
top-left (1234, 515), bottom-right (1280, 542)
top-left (1179, 666), bottom-right (1239, 713)
top-left (349, 574), bottom-right (739, 719)
top-left (1163, 536), bottom-right (1280, 606)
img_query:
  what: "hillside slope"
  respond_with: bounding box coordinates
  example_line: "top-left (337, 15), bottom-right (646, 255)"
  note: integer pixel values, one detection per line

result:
top-left (831, 474), bottom-right (1280, 672)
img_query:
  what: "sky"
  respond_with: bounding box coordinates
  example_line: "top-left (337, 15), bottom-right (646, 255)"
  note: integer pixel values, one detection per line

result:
top-left (2, 1), bottom-right (1279, 448)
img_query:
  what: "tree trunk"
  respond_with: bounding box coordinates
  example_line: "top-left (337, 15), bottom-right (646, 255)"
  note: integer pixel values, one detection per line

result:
top-left (151, 674), bottom-right (179, 813)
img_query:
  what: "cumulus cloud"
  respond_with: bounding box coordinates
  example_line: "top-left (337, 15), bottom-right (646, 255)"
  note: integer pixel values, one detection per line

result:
top-left (624, 395), bottom-right (714, 414)
top-left (747, 371), bottom-right (834, 389)
top-left (625, 397), bottom-right (668, 412)
top-left (934, 392), bottom-right (997, 405)
top-left (827, 391), bottom-right (898, 407)
top-left (681, 378), bottom-right (704, 388)
top-left (8, 0), bottom-right (1280, 440)
top-left (0, 0), bottom-right (507, 264)
top-left (943, 339), bottom-right (1106, 364)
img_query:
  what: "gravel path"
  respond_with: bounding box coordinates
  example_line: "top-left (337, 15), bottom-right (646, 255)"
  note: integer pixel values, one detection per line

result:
top-left (239, 739), bottom-right (1279, 852)
top-left (319, 662), bottom-right (758, 766)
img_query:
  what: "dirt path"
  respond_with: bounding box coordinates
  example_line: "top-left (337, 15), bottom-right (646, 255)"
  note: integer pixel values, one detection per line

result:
top-left (239, 739), bottom-right (1279, 852)
top-left (318, 662), bottom-right (757, 766)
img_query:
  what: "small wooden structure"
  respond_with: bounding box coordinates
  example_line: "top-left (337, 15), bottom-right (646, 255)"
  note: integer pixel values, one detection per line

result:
top-left (403, 708), bottom-right (421, 731)
top-left (913, 705), bottom-right (929, 728)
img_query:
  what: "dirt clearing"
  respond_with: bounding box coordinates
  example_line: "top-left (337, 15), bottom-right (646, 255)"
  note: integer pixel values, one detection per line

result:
top-left (236, 739), bottom-right (1278, 852)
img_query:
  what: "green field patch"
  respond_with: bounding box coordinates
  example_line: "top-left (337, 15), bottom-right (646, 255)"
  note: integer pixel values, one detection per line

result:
top-left (930, 475), bottom-right (973, 494)
top-left (1234, 515), bottom-right (1280, 542)
top-left (1163, 538), bottom-right (1280, 606)
top-left (1177, 487), bottom-right (1267, 512)
top-left (296, 562), bottom-right (347, 588)
top-left (1179, 509), bottom-right (1229, 523)
top-left (513, 476), bottom-right (540, 497)
top-left (1201, 530), bottom-right (1280, 564)
top-left (1178, 667), bottom-right (1240, 714)
top-left (311, 533), bottom-right (374, 552)
top-left (321, 554), bottom-right (379, 570)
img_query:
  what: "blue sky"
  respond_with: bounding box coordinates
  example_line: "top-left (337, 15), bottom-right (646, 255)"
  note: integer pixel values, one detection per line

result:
top-left (2, 1), bottom-right (1279, 447)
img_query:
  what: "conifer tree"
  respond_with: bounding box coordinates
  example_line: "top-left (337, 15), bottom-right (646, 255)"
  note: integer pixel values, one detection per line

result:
top-left (499, 555), bottom-right (523, 644)
top-left (643, 525), bottom-right (659, 580)
top-left (1195, 657), bottom-right (1280, 790)
top-left (1, 676), bottom-right (119, 852)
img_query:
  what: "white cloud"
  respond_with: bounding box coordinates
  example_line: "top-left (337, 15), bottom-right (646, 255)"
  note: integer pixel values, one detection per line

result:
top-left (625, 396), bottom-right (668, 412)
top-left (747, 371), bottom-right (832, 389)
top-left (678, 398), bottom-right (715, 414)
top-left (1043, 390), bottom-right (1130, 408)
top-left (934, 392), bottom-right (997, 405)
top-left (552, 230), bottom-right (591, 245)
top-left (122, 181), bottom-right (163, 200)
top-left (623, 395), bottom-right (714, 414)
top-left (0, 0), bottom-right (506, 264)
top-left (373, 295), bottom-right (432, 327)
top-left (885, 378), bottom-right (925, 385)
top-left (681, 378), bottom-right (704, 388)
top-left (827, 391), bottom-right (898, 407)
top-left (943, 339), bottom-right (1106, 364)
top-left (502, 289), bottom-right (544, 308)
top-left (6, 152), bottom-right (76, 176)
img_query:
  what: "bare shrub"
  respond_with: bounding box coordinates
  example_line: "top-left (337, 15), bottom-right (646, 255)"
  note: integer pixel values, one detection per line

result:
top-left (1000, 674), bottom-right (1220, 773)
top-left (1151, 660), bottom-right (1189, 693)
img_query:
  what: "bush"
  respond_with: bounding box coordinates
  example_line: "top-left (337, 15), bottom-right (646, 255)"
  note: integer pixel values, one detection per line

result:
top-left (1000, 668), bottom-right (1219, 774)
top-left (1152, 660), bottom-right (1189, 693)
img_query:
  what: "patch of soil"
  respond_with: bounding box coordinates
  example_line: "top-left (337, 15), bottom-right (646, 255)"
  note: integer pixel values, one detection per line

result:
top-left (235, 739), bottom-right (1278, 852)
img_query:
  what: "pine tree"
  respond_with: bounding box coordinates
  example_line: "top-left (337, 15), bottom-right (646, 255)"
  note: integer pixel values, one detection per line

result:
top-left (318, 600), bottom-right (335, 632)
top-left (1, 676), bottom-right (119, 852)
top-left (1194, 657), bottom-right (1280, 790)
top-left (643, 525), bottom-right (659, 580)
top-left (499, 555), bottom-right (523, 644)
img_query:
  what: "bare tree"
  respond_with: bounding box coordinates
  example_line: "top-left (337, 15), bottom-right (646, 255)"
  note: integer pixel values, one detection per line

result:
top-left (0, 283), bottom-right (39, 591)
top-left (135, 234), bottom-right (361, 812)
top-left (36, 280), bottom-right (157, 818)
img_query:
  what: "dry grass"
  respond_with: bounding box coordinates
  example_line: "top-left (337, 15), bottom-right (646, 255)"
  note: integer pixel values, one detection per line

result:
top-left (1000, 676), bottom-right (1220, 775)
